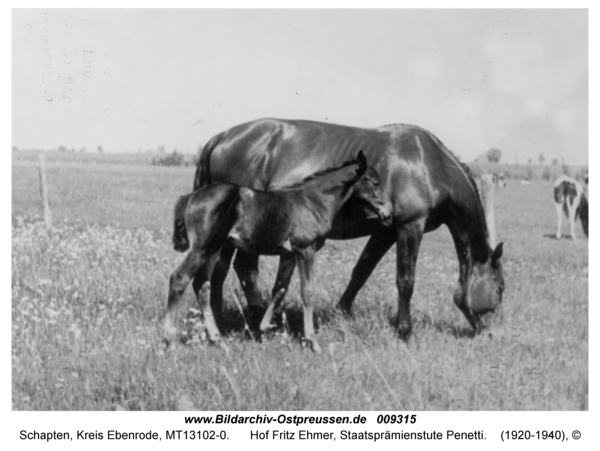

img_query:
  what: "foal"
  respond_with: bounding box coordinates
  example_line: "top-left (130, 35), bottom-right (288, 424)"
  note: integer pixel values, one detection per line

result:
top-left (164, 151), bottom-right (391, 353)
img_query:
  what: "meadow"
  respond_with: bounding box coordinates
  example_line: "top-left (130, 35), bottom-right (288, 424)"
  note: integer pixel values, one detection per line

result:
top-left (12, 154), bottom-right (588, 410)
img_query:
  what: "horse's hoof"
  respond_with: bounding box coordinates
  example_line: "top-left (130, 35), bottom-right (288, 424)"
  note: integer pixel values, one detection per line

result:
top-left (216, 341), bottom-right (230, 356)
top-left (308, 340), bottom-right (322, 355)
top-left (337, 303), bottom-right (354, 318)
top-left (246, 305), bottom-right (267, 331)
top-left (163, 331), bottom-right (178, 347)
top-left (396, 325), bottom-right (412, 342)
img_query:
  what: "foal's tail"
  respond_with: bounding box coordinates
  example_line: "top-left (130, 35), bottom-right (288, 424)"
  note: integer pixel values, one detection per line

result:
top-left (172, 193), bottom-right (194, 252)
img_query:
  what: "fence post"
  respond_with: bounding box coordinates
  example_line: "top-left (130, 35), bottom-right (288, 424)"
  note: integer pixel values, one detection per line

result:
top-left (480, 174), bottom-right (496, 248)
top-left (38, 154), bottom-right (53, 229)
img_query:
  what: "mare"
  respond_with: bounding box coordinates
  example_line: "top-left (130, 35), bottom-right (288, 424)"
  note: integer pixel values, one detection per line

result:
top-left (165, 151), bottom-right (391, 353)
top-left (553, 175), bottom-right (588, 240)
top-left (193, 118), bottom-right (505, 338)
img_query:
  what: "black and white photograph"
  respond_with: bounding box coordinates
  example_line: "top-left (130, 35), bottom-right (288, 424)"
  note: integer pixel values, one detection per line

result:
top-left (11, 5), bottom-right (591, 423)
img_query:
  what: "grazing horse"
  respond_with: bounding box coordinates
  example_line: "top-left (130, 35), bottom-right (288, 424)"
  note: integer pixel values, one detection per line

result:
top-left (554, 175), bottom-right (588, 240)
top-left (165, 151), bottom-right (392, 353)
top-left (193, 118), bottom-right (505, 338)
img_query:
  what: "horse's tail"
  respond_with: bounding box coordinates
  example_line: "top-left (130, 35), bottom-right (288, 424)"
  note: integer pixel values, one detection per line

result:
top-left (172, 193), bottom-right (194, 252)
top-left (193, 131), bottom-right (225, 190)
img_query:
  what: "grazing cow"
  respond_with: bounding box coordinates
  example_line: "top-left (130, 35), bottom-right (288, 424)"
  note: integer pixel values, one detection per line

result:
top-left (554, 175), bottom-right (588, 240)
top-left (165, 151), bottom-right (392, 353)
top-left (192, 118), bottom-right (505, 338)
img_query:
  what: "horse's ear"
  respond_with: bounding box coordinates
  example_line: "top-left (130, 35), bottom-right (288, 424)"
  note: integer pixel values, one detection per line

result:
top-left (355, 150), bottom-right (367, 178)
top-left (491, 242), bottom-right (503, 267)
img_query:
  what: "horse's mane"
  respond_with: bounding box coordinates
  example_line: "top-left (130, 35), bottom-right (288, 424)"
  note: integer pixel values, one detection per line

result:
top-left (426, 130), bottom-right (493, 259)
top-left (278, 159), bottom-right (357, 190)
top-left (381, 123), bottom-right (482, 209)
top-left (427, 132), bottom-right (483, 208)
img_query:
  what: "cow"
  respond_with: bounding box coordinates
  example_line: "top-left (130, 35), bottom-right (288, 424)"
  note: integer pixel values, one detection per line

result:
top-left (554, 175), bottom-right (588, 240)
top-left (491, 172), bottom-right (506, 188)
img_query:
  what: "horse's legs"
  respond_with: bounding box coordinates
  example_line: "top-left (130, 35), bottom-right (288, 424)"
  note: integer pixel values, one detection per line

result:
top-left (296, 249), bottom-right (322, 354)
top-left (395, 220), bottom-right (425, 340)
top-left (338, 229), bottom-right (396, 314)
top-left (163, 249), bottom-right (204, 345)
top-left (260, 250), bottom-right (296, 333)
top-left (232, 250), bottom-right (265, 328)
top-left (450, 231), bottom-right (483, 333)
top-left (554, 201), bottom-right (563, 239)
top-left (202, 242), bottom-right (236, 331)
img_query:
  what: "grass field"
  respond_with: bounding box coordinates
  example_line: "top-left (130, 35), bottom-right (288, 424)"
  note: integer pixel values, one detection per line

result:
top-left (12, 155), bottom-right (588, 410)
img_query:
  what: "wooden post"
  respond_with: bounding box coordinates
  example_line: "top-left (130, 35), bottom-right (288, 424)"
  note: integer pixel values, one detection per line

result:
top-left (480, 174), bottom-right (496, 248)
top-left (38, 154), bottom-right (52, 229)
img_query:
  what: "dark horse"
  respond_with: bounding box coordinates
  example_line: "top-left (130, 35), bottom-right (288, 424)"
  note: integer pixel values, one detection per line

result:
top-left (193, 118), bottom-right (505, 338)
top-left (165, 151), bottom-right (392, 353)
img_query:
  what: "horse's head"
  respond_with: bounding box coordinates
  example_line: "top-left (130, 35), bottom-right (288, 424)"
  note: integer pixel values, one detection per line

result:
top-left (347, 151), bottom-right (393, 223)
top-left (467, 242), bottom-right (505, 323)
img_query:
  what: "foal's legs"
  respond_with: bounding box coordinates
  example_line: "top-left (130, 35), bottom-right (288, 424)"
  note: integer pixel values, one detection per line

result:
top-left (260, 250), bottom-right (296, 333)
top-left (295, 249), bottom-right (322, 354)
top-left (232, 250), bottom-right (265, 329)
top-left (202, 242), bottom-right (236, 331)
top-left (191, 253), bottom-right (223, 344)
top-left (337, 229), bottom-right (396, 314)
top-left (164, 249), bottom-right (204, 345)
top-left (395, 220), bottom-right (425, 340)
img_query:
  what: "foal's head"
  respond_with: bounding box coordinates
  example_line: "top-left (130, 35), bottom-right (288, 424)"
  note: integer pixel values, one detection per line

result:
top-left (333, 150), bottom-right (392, 222)
top-left (349, 152), bottom-right (392, 222)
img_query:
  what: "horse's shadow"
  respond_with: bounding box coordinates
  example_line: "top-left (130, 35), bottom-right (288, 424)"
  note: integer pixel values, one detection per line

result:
top-left (410, 312), bottom-right (475, 339)
top-left (215, 303), bottom-right (476, 342)
top-left (218, 303), bottom-right (330, 341)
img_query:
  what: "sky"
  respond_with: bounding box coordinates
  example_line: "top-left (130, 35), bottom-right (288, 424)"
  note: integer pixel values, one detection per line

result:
top-left (12, 9), bottom-right (588, 164)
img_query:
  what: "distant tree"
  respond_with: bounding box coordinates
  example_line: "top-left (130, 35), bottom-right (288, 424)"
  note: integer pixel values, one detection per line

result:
top-left (12, 146), bottom-right (18, 152)
top-left (97, 145), bottom-right (104, 153)
top-left (561, 163), bottom-right (571, 177)
top-left (486, 147), bottom-right (502, 163)
top-left (538, 153), bottom-right (546, 165)
top-left (157, 145), bottom-right (166, 154)
top-left (58, 145), bottom-right (67, 152)
top-left (151, 150), bottom-right (185, 167)
top-left (552, 158), bottom-right (559, 166)
top-left (528, 158), bottom-right (533, 165)
top-left (79, 147), bottom-right (87, 153)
